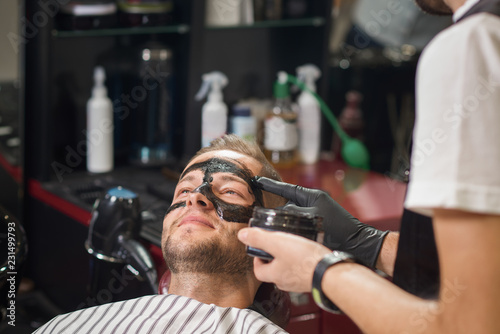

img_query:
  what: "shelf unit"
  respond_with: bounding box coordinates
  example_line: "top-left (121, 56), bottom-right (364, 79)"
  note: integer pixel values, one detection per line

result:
top-left (206, 16), bottom-right (326, 29)
top-left (25, 1), bottom-right (333, 182)
top-left (52, 23), bottom-right (191, 38)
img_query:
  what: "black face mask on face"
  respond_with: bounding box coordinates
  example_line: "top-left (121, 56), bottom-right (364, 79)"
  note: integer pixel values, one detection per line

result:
top-left (165, 157), bottom-right (264, 224)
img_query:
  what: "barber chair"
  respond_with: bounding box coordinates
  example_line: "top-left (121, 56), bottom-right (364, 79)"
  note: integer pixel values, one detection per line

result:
top-left (86, 187), bottom-right (158, 304)
top-left (158, 271), bottom-right (291, 329)
top-left (0, 206), bottom-right (28, 322)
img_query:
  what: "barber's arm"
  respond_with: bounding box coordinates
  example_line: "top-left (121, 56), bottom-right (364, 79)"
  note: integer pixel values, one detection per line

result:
top-left (253, 177), bottom-right (398, 275)
top-left (239, 206), bottom-right (500, 333)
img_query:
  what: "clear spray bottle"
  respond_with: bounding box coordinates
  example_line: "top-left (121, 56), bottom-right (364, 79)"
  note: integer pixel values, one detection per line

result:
top-left (296, 64), bottom-right (321, 164)
top-left (195, 71), bottom-right (229, 147)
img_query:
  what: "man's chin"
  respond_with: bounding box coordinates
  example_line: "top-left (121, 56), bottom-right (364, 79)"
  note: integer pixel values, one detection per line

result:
top-left (163, 231), bottom-right (210, 255)
top-left (163, 234), bottom-right (253, 277)
top-left (414, 0), bottom-right (453, 16)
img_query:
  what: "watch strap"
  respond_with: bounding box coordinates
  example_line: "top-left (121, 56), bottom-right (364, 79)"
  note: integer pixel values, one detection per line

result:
top-left (312, 250), bottom-right (356, 314)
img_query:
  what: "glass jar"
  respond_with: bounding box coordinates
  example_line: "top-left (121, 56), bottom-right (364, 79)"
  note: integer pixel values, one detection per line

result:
top-left (247, 207), bottom-right (323, 260)
top-left (57, 1), bottom-right (117, 30)
top-left (263, 80), bottom-right (299, 168)
top-left (129, 41), bottom-right (175, 167)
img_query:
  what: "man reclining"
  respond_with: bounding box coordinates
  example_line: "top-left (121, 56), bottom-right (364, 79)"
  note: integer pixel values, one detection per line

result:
top-left (34, 134), bottom-right (289, 334)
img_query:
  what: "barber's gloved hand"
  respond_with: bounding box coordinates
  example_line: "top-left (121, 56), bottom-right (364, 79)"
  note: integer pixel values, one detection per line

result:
top-left (254, 176), bottom-right (388, 269)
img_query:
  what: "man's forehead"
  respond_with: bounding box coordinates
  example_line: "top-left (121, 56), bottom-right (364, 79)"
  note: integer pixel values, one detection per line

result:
top-left (180, 156), bottom-right (252, 181)
top-left (182, 151), bottom-right (261, 177)
top-left (190, 150), bottom-right (254, 165)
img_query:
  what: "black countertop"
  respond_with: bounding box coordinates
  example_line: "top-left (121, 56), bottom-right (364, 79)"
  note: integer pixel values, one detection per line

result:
top-left (41, 166), bottom-right (178, 247)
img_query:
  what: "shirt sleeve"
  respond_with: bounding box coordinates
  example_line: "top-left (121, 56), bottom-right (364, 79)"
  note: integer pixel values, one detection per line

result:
top-left (405, 13), bottom-right (500, 217)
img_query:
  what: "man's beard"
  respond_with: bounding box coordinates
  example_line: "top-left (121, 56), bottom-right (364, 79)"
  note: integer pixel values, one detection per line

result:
top-left (163, 229), bottom-right (254, 279)
top-left (414, 0), bottom-right (453, 15)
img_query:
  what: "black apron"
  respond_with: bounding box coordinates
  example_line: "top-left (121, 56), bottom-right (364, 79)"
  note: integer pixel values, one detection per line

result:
top-left (392, 0), bottom-right (500, 298)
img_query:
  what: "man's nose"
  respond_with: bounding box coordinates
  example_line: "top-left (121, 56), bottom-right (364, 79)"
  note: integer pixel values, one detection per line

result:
top-left (186, 191), bottom-right (214, 209)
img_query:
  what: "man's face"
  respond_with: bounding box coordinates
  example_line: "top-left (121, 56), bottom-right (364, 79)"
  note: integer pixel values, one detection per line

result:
top-left (413, 0), bottom-right (453, 15)
top-left (161, 150), bottom-right (264, 279)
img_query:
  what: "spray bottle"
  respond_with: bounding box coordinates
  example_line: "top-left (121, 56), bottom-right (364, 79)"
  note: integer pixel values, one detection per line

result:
top-left (87, 66), bottom-right (114, 173)
top-left (195, 71), bottom-right (229, 147)
top-left (296, 64), bottom-right (321, 164)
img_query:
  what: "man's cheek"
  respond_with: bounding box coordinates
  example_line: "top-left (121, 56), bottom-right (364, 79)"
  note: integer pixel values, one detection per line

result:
top-left (162, 207), bottom-right (184, 237)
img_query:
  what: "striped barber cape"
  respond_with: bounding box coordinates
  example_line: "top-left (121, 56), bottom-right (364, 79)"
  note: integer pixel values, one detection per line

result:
top-left (33, 294), bottom-right (289, 334)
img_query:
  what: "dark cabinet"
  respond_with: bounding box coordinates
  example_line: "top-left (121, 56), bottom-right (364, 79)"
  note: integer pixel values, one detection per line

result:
top-left (24, 1), bottom-right (333, 182)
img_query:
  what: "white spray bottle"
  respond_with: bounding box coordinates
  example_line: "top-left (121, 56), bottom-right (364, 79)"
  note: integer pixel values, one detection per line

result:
top-left (87, 66), bottom-right (114, 173)
top-left (296, 64), bottom-right (321, 164)
top-left (195, 71), bottom-right (229, 147)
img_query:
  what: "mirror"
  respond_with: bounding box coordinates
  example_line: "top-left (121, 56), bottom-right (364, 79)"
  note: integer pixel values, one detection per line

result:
top-left (325, 0), bottom-right (452, 178)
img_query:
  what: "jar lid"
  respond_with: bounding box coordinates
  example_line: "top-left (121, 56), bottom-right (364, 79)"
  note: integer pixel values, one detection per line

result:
top-left (117, 1), bottom-right (174, 14)
top-left (61, 2), bottom-right (117, 16)
top-left (232, 105), bottom-right (252, 117)
top-left (251, 206), bottom-right (323, 231)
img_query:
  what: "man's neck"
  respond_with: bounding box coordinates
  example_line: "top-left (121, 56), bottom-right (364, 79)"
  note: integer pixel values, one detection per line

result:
top-left (447, 0), bottom-right (472, 12)
top-left (168, 272), bottom-right (260, 309)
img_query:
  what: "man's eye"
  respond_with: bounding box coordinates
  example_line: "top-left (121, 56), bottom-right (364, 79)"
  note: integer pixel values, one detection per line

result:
top-left (221, 189), bottom-right (241, 196)
top-left (177, 188), bottom-right (191, 196)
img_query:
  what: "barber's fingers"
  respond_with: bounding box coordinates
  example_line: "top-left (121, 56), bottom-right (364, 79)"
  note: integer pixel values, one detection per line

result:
top-left (254, 177), bottom-right (321, 207)
top-left (252, 257), bottom-right (307, 292)
top-left (238, 227), bottom-right (327, 260)
top-left (281, 203), bottom-right (318, 216)
top-left (238, 227), bottom-right (331, 292)
top-left (253, 177), bottom-right (297, 199)
top-left (238, 227), bottom-right (291, 258)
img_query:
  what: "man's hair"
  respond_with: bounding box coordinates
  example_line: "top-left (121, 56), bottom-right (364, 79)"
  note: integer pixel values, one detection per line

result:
top-left (191, 134), bottom-right (283, 182)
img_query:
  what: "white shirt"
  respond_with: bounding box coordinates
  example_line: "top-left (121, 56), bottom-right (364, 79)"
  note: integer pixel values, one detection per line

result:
top-left (453, 0), bottom-right (482, 21)
top-left (33, 294), bottom-right (288, 334)
top-left (405, 9), bottom-right (500, 216)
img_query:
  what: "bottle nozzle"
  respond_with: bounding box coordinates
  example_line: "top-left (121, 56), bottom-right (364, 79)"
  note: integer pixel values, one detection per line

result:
top-left (277, 71), bottom-right (288, 84)
top-left (195, 71), bottom-right (228, 101)
top-left (296, 64), bottom-right (321, 92)
top-left (92, 66), bottom-right (107, 97)
top-left (274, 71), bottom-right (291, 98)
top-left (94, 66), bottom-right (105, 85)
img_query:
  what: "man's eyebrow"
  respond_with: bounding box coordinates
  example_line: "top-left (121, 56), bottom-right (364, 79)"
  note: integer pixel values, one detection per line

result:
top-left (218, 174), bottom-right (247, 184)
top-left (216, 174), bottom-right (253, 193)
top-left (178, 174), bottom-right (197, 184)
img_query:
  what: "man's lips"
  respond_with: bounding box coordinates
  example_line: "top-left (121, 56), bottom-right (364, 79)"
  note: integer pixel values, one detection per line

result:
top-left (178, 216), bottom-right (215, 229)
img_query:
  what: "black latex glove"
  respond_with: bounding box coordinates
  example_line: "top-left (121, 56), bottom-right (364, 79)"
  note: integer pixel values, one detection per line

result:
top-left (255, 176), bottom-right (389, 268)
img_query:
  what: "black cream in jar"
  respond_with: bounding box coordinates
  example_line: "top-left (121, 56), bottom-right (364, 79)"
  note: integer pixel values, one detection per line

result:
top-left (247, 207), bottom-right (324, 260)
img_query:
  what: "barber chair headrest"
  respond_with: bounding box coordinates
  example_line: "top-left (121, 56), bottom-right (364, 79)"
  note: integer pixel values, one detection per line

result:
top-left (158, 271), bottom-right (291, 329)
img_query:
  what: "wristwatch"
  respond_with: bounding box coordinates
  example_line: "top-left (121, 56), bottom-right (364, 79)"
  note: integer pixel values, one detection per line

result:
top-left (312, 250), bottom-right (357, 314)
